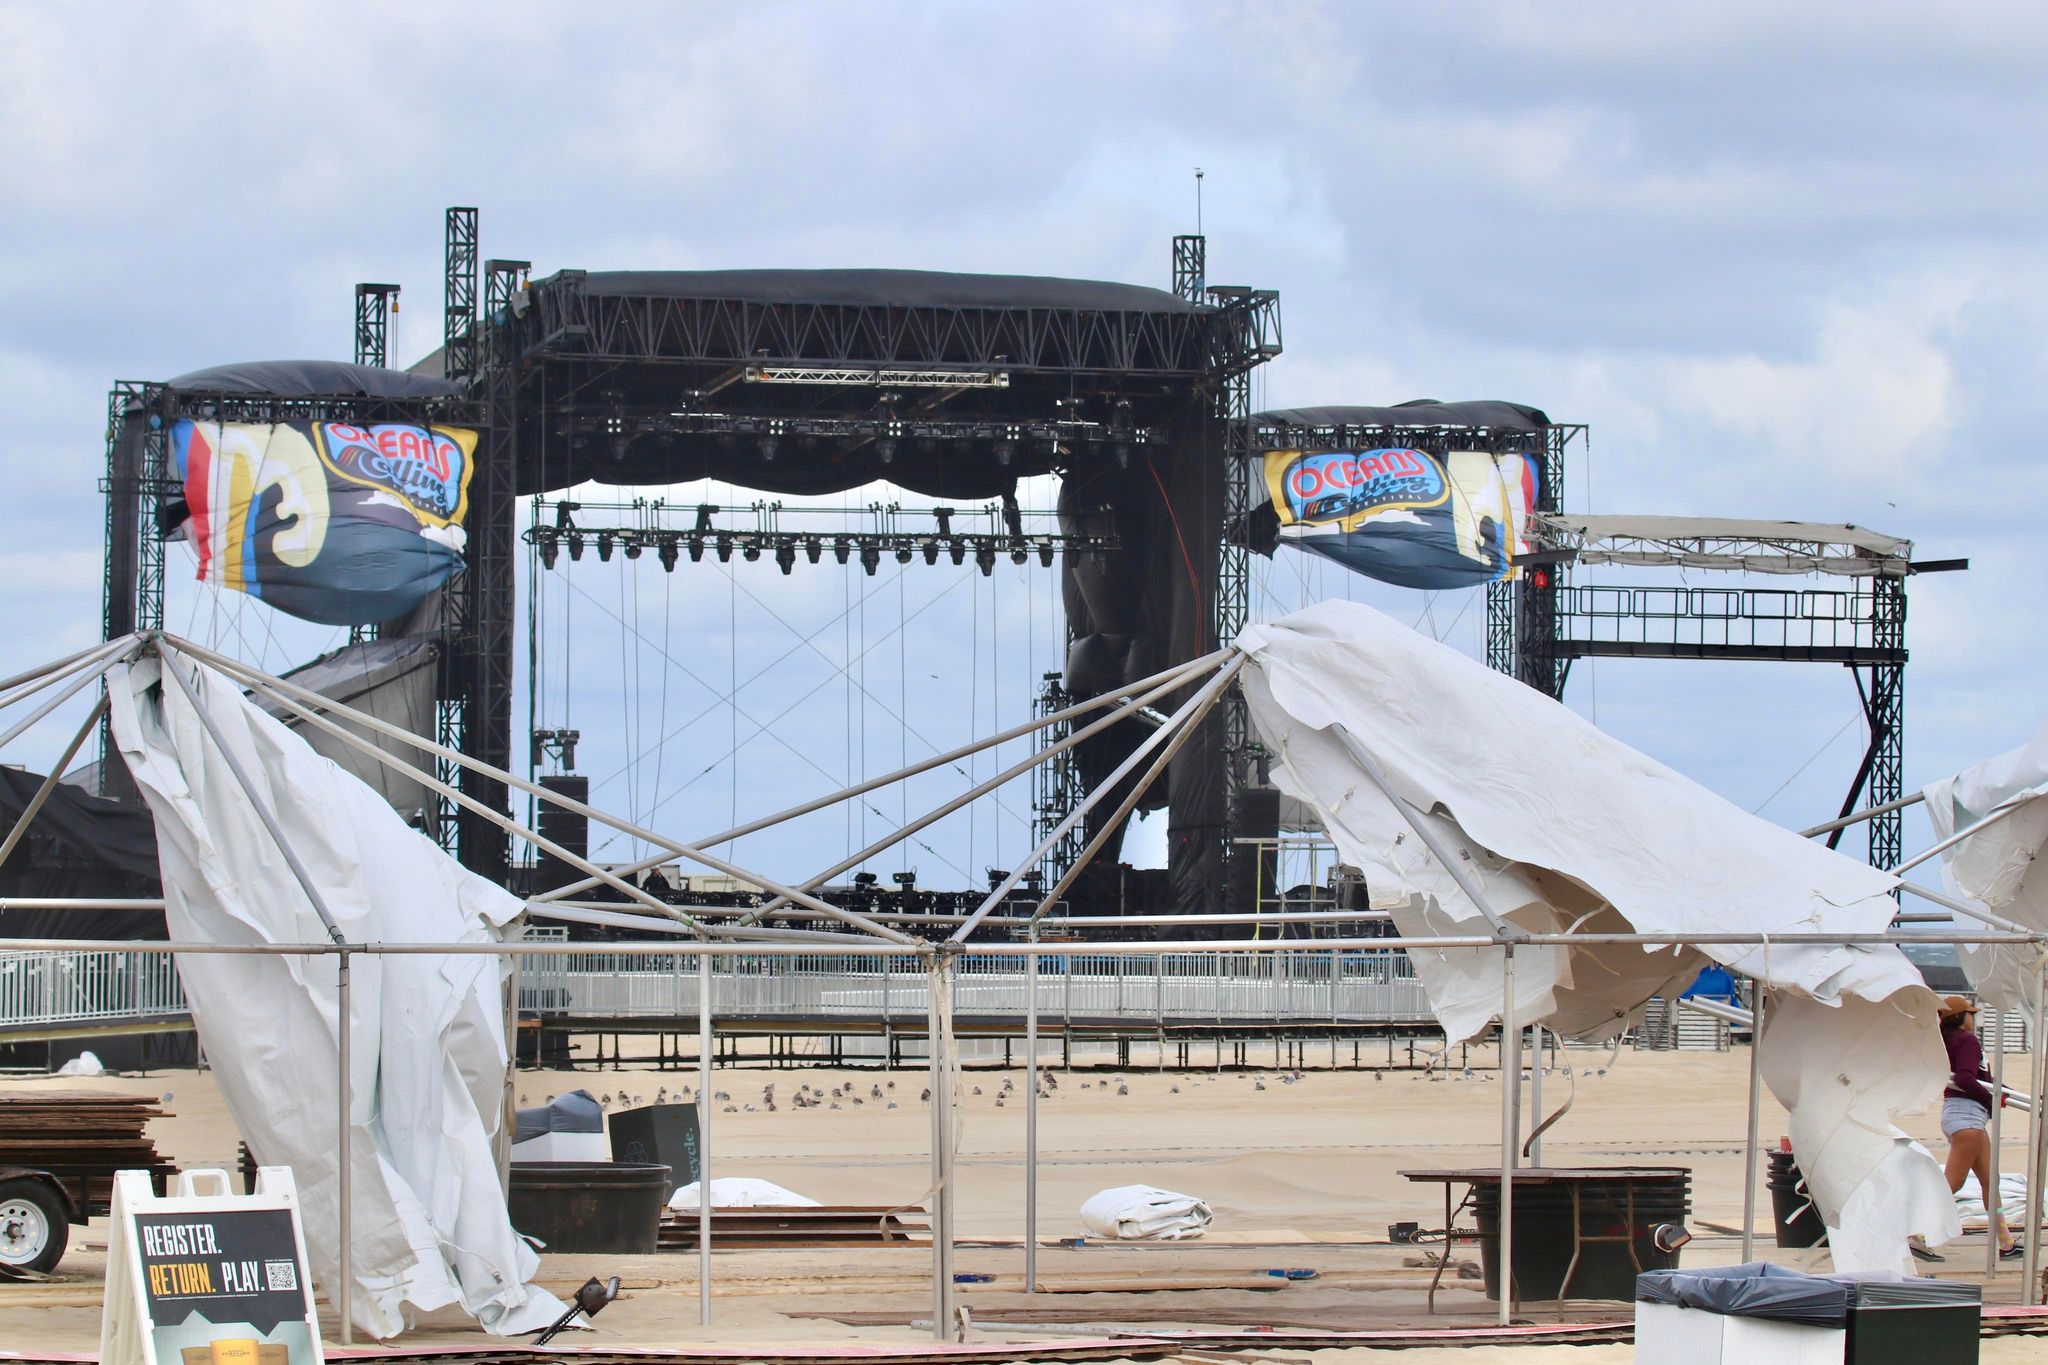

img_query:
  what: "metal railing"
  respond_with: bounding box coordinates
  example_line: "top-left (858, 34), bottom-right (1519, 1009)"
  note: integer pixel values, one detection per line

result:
top-left (517, 947), bottom-right (1432, 1026)
top-left (0, 948), bottom-right (188, 1033)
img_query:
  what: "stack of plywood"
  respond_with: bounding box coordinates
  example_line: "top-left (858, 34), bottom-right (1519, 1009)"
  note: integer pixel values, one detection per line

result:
top-left (0, 1091), bottom-right (177, 1216)
top-left (658, 1204), bottom-right (929, 1250)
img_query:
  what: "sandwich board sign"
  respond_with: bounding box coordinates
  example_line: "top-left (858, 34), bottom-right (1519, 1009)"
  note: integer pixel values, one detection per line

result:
top-left (100, 1167), bottom-right (325, 1365)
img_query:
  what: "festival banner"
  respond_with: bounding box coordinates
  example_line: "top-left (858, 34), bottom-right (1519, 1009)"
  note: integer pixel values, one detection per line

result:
top-left (1259, 447), bottom-right (1539, 589)
top-left (167, 419), bottom-right (477, 626)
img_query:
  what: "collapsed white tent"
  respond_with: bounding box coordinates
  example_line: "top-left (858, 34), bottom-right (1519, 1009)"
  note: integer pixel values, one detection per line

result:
top-left (1237, 601), bottom-right (1958, 1272)
top-left (1922, 718), bottom-right (2048, 1010)
top-left (107, 649), bottom-right (564, 1338)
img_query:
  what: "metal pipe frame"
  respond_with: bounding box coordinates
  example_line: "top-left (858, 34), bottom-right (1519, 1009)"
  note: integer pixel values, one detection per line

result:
top-left (1498, 944), bottom-right (1519, 1326)
top-left (1024, 932), bottom-right (1040, 1294)
top-left (2027, 963), bottom-right (2048, 1298)
top-left (0, 643), bottom-right (129, 752)
top-left (1741, 987), bottom-right (1767, 1264)
top-left (0, 696), bottom-right (108, 877)
top-left (1892, 789), bottom-right (2044, 878)
top-left (1799, 791), bottom-right (1926, 839)
top-left (178, 645), bottom-right (713, 937)
top-left (534, 648), bottom-right (1232, 904)
top-left (956, 654), bottom-right (1242, 942)
top-left (174, 636), bottom-right (917, 948)
top-left (698, 953), bottom-right (713, 1325)
top-left (1024, 658), bottom-right (1244, 926)
top-left (743, 662), bottom-right (1210, 925)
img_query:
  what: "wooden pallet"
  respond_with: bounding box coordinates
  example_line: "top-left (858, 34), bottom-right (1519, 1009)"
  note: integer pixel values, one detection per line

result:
top-left (659, 1204), bottom-right (929, 1250)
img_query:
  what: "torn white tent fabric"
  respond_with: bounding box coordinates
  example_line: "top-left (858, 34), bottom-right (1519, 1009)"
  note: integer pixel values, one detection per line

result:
top-left (1237, 601), bottom-right (1956, 1272)
top-left (1079, 1185), bottom-right (1213, 1240)
top-left (1921, 719), bottom-right (2048, 1011)
top-left (107, 652), bottom-right (563, 1339)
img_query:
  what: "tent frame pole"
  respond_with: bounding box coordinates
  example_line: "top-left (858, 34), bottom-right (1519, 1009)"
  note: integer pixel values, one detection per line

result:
top-left (956, 655), bottom-right (1240, 942)
top-left (1024, 931), bottom-right (1040, 1294)
top-left (1987, 1001), bottom-right (2006, 1276)
top-left (534, 649), bottom-right (1232, 902)
top-left (175, 638), bottom-right (913, 947)
top-left (0, 695), bottom-right (108, 877)
top-left (2027, 962), bottom-right (2048, 1299)
top-left (1499, 942), bottom-right (1519, 1326)
top-left (1741, 986), bottom-right (1767, 1264)
top-left (745, 664), bottom-right (1204, 925)
top-left (698, 952), bottom-right (713, 1325)
top-left (928, 952), bottom-right (958, 1340)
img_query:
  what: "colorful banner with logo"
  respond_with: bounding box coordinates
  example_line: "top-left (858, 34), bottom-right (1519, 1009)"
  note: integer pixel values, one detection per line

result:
top-left (1259, 447), bottom-right (1539, 589)
top-left (168, 420), bottom-right (476, 625)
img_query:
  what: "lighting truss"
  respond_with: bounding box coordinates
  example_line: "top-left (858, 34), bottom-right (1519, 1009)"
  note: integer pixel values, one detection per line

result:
top-left (742, 365), bottom-right (1011, 388)
top-left (525, 496), bottom-right (1111, 576)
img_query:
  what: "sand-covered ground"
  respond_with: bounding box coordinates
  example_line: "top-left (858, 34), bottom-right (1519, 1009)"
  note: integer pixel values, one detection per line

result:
top-left (2, 1042), bottom-right (2040, 1361)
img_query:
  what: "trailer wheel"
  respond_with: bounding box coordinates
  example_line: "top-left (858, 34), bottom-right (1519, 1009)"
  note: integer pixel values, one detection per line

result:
top-left (0, 1178), bottom-right (68, 1273)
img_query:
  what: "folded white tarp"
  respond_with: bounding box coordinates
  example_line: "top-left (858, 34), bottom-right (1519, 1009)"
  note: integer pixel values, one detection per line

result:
top-left (1079, 1185), bottom-right (1213, 1240)
top-left (1237, 601), bottom-right (1956, 1272)
top-left (1922, 719), bottom-right (2048, 1010)
top-left (668, 1177), bottom-right (821, 1211)
top-left (108, 653), bottom-right (563, 1339)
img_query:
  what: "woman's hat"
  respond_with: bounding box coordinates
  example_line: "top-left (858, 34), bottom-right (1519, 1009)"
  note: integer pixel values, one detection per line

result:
top-left (1940, 995), bottom-right (1981, 1021)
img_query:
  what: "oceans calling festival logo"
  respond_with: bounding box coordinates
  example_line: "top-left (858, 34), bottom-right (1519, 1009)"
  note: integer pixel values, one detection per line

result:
top-left (318, 423), bottom-right (469, 525)
top-left (1278, 449), bottom-right (1448, 524)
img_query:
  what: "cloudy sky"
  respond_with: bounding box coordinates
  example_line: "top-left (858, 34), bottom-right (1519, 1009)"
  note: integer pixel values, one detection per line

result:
top-left (2, 2), bottom-right (2042, 888)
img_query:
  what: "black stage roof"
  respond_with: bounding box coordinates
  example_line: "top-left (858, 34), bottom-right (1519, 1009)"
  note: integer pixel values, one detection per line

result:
top-left (1258, 400), bottom-right (1551, 433)
top-left (568, 268), bottom-right (1200, 314)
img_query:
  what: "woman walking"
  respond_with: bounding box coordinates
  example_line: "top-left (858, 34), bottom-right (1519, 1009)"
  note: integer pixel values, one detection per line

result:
top-left (1941, 995), bottom-right (2020, 1259)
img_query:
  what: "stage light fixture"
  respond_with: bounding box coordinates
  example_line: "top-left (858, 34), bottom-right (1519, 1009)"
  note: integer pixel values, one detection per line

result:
top-left (567, 533), bottom-right (585, 562)
top-left (538, 535), bottom-right (560, 570)
top-left (921, 539), bottom-right (939, 566)
top-left (833, 537), bottom-right (851, 565)
top-left (805, 536), bottom-right (822, 564)
top-left (975, 547), bottom-right (996, 577)
top-left (1114, 442), bottom-right (1131, 469)
top-left (624, 539), bottom-right (642, 560)
top-left (657, 537), bottom-right (679, 572)
top-left (994, 440), bottom-right (1015, 468)
top-left (716, 535), bottom-right (733, 563)
top-left (687, 535), bottom-right (705, 563)
top-left (895, 544), bottom-right (913, 565)
top-left (1011, 545), bottom-right (1029, 566)
top-left (761, 436), bottom-right (778, 463)
top-left (742, 542), bottom-right (762, 562)
top-left (948, 540), bottom-right (965, 566)
top-left (775, 542), bottom-right (796, 575)
top-left (859, 542), bottom-right (880, 576)
top-left (596, 532), bottom-right (615, 563)
top-left (876, 437), bottom-right (897, 465)
top-left (1036, 539), bottom-right (1055, 568)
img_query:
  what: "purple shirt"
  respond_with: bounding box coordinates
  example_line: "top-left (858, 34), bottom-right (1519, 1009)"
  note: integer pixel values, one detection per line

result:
top-left (1945, 1026), bottom-right (1995, 1107)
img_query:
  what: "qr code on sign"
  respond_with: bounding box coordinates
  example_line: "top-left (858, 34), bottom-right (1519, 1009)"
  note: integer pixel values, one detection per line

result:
top-left (265, 1260), bottom-right (299, 1292)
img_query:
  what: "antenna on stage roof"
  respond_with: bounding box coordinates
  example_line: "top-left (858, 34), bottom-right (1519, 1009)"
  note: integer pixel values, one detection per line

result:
top-left (1194, 167), bottom-right (1204, 235)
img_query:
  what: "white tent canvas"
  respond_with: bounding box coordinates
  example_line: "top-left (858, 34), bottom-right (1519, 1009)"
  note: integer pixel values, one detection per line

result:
top-left (107, 651), bottom-right (563, 1338)
top-left (1923, 718), bottom-right (2048, 1010)
top-left (1237, 601), bottom-right (1958, 1272)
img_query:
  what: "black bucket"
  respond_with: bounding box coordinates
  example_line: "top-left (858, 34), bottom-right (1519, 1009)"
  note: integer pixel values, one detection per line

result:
top-left (1767, 1150), bottom-right (1827, 1248)
top-left (1470, 1170), bottom-right (1691, 1302)
top-left (508, 1161), bottom-right (671, 1254)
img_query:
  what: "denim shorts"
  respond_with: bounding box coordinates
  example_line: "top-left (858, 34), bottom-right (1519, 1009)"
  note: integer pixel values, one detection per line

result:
top-left (1943, 1096), bottom-right (1991, 1136)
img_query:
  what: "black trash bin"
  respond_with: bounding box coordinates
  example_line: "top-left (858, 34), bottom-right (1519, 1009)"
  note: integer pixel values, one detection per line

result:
top-left (1470, 1168), bottom-right (1691, 1301)
top-left (1844, 1279), bottom-right (1980, 1365)
top-left (1637, 1264), bottom-right (1978, 1365)
top-left (508, 1161), bottom-right (672, 1253)
top-left (1767, 1149), bottom-right (1826, 1248)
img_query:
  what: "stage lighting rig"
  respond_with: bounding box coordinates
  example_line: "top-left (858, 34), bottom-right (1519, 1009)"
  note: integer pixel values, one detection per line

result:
top-left (975, 546), bottom-right (996, 577)
top-left (596, 532), bottom-right (615, 562)
top-left (895, 544), bottom-right (913, 565)
top-left (833, 537), bottom-right (851, 565)
top-left (775, 541), bottom-right (796, 575)
top-left (657, 536), bottom-right (679, 572)
top-left (716, 535), bottom-right (733, 564)
top-left (859, 541), bottom-right (880, 576)
top-left (687, 535), bottom-right (705, 563)
top-left (624, 538), bottom-right (642, 559)
top-left (536, 533), bottom-right (560, 570)
top-left (742, 542), bottom-right (761, 562)
top-left (567, 532), bottom-right (585, 562)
